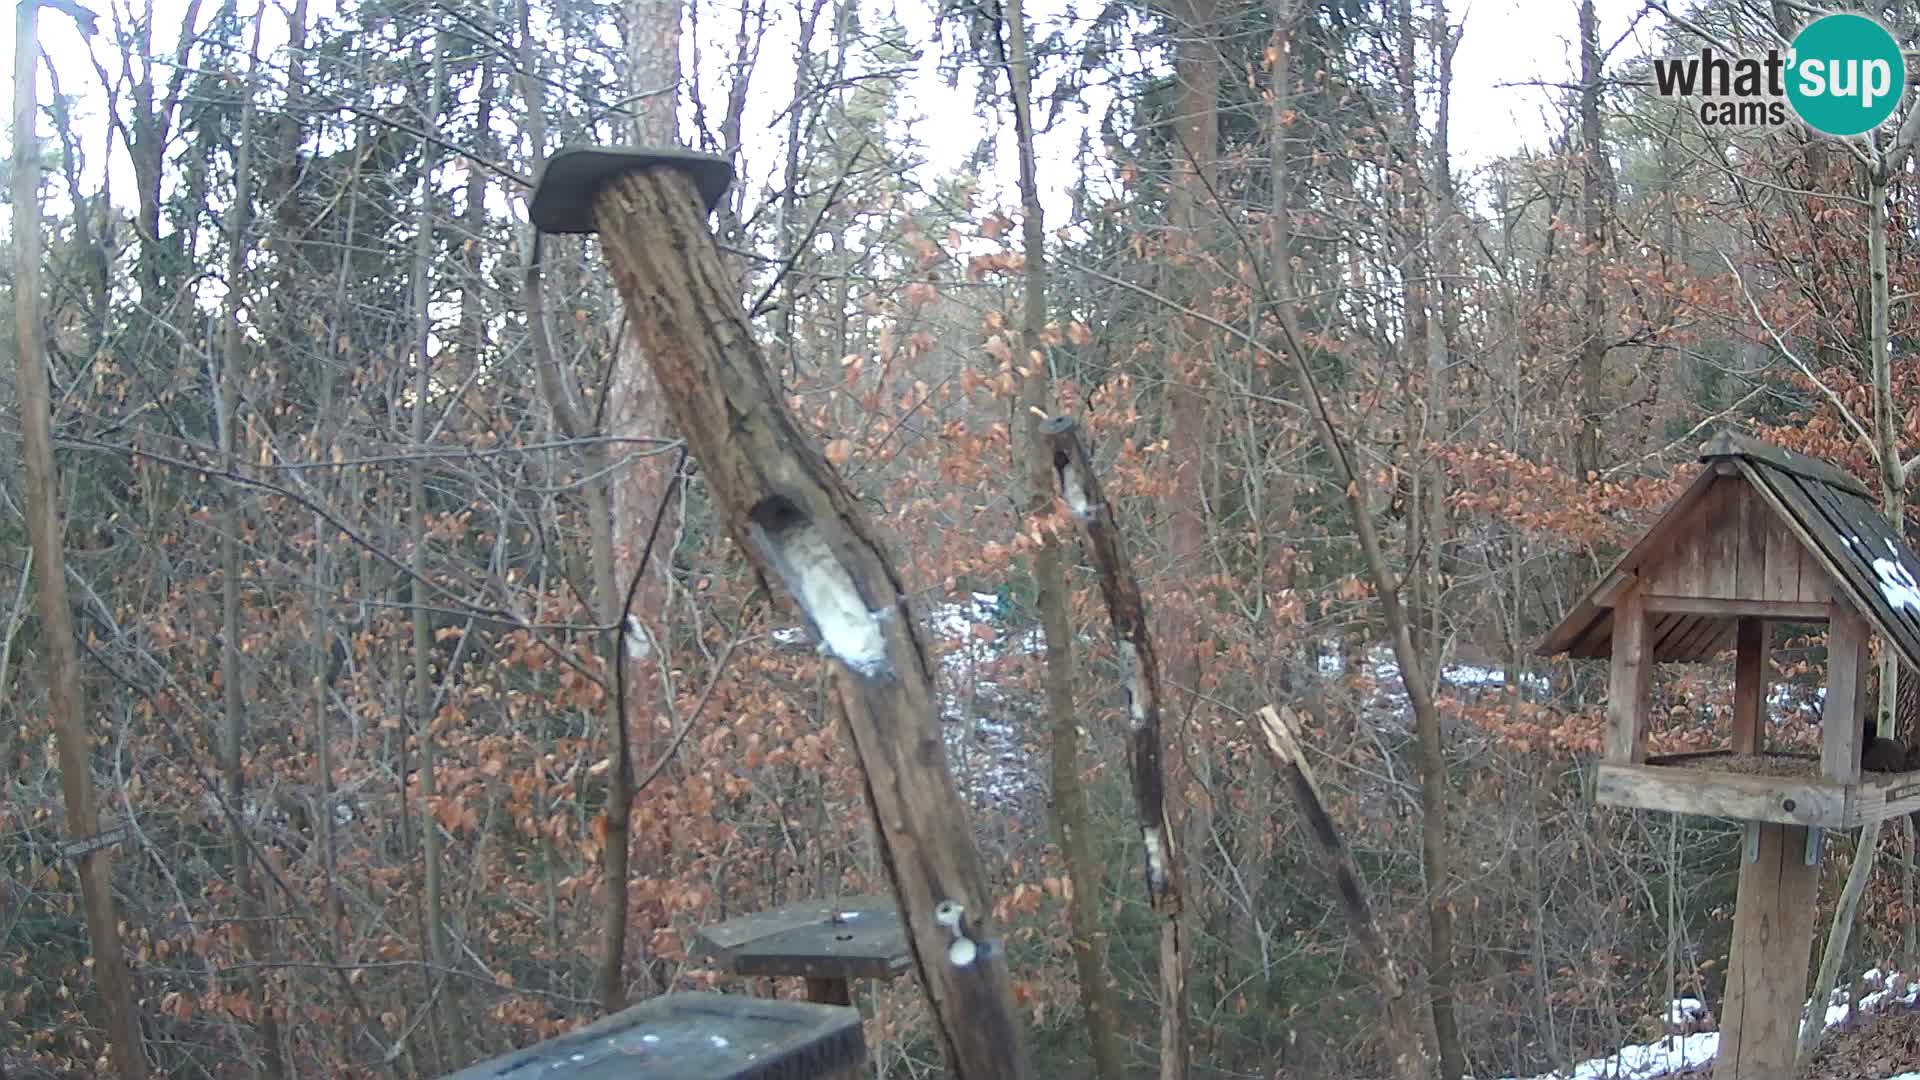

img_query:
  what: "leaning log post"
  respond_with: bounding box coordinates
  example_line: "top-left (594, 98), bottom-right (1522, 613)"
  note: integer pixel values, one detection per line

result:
top-left (529, 148), bottom-right (1029, 1079)
top-left (1041, 416), bottom-right (1190, 1073)
top-left (1257, 706), bottom-right (1425, 1080)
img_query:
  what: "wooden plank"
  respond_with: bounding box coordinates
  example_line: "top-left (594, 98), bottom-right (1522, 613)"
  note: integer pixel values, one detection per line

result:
top-left (1649, 612), bottom-right (1696, 659)
top-left (1761, 503), bottom-right (1805, 603)
top-left (1809, 476), bottom-right (1920, 666)
top-left (1733, 618), bottom-right (1767, 754)
top-left (1822, 608), bottom-right (1869, 786)
top-left (1709, 478), bottom-right (1742, 599)
top-left (1539, 468), bottom-right (1723, 656)
top-left (1850, 769), bottom-right (1920, 826)
top-left (1642, 596), bottom-right (1829, 620)
top-left (1700, 431), bottom-right (1872, 497)
top-left (1734, 483), bottom-right (1766, 601)
top-left (442, 992), bottom-right (869, 1079)
top-left (1672, 615), bottom-right (1733, 661)
top-left (1786, 471), bottom-right (1920, 673)
top-left (1714, 823), bottom-right (1822, 1080)
top-left (1593, 764), bottom-right (1848, 827)
top-left (1606, 590), bottom-right (1654, 764)
top-left (1742, 464), bottom-right (1884, 640)
top-left (1568, 606), bottom-right (1615, 660)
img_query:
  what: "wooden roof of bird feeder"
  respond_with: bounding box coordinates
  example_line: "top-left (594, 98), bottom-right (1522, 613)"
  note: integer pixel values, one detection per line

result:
top-left (1540, 433), bottom-right (1920, 1078)
top-left (692, 895), bottom-right (910, 1006)
top-left (1540, 432), bottom-right (1920, 829)
top-left (440, 992), bottom-right (867, 1079)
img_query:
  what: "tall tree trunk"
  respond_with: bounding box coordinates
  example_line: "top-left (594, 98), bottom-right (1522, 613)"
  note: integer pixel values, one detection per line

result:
top-left (999, 3), bottom-right (1126, 1075)
top-left (408, 32), bottom-right (461, 1063)
top-left (218, 18), bottom-right (285, 1076)
top-left (599, 0), bottom-right (685, 1010)
top-left (1162, 3), bottom-right (1215, 1071)
top-left (12, 5), bottom-right (148, 1075)
top-left (1574, 0), bottom-right (1612, 481)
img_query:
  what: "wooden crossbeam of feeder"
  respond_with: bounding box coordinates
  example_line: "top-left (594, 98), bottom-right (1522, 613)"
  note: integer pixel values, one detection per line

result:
top-left (440, 992), bottom-right (867, 1079)
top-left (1538, 433), bottom-right (1920, 1078)
top-left (692, 895), bottom-right (910, 1006)
top-left (528, 146), bottom-right (1028, 1079)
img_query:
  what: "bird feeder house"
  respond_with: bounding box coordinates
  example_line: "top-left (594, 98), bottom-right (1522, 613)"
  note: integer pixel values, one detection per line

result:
top-left (1540, 433), bottom-right (1920, 1077)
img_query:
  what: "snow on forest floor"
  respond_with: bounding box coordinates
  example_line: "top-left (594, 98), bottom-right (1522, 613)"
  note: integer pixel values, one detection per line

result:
top-left (1490, 976), bottom-right (1920, 1080)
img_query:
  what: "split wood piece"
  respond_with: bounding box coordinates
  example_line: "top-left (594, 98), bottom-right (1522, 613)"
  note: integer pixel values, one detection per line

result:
top-left (1040, 417), bottom-right (1182, 913)
top-left (441, 992), bottom-right (868, 1079)
top-left (529, 148), bottom-right (1027, 1079)
top-left (1257, 706), bottom-right (1425, 1080)
top-left (692, 895), bottom-right (910, 1007)
top-left (1713, 823), bottom-right (1820, 1080)
top-left (1040, 416), bottom-right (1189, 1069)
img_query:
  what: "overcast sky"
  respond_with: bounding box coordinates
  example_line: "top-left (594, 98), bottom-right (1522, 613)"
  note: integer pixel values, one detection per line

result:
top-left (3, 0), bottom-right (1652, 240)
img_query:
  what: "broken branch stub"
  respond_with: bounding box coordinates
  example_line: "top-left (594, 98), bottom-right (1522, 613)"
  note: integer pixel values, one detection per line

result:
top-left (534, 149), bottom-right (1028, 1079)
top-left (1042, 415), bottom-right (1182, 914)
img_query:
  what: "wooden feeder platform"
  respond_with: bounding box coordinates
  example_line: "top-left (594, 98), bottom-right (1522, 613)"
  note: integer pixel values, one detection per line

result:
top-left (1597, 750), bottom-right (1920, 828)
top-left (692, 895), bottom-right (910, 1006)
top-left (1538, 433), bottom-right (1920, 1078)
top-left (441, 992), bottom-right (867, 1079)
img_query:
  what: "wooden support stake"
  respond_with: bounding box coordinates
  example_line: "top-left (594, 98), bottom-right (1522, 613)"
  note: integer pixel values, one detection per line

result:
top-left (1823, 608), bottom-right (1869, 786)
top-left (1606, 588), bottom-right (1653, 764)
top-left (1733, 617), bottom-right (1767, 755)
top-left (1041, 417), bottom-right (1189, 1072)
top-left (532, 151), bottom-right (1027, 1079)
top-left (1257, 707), bottom-right (1426, 1080)
top-left (1714, 823), bottom-right (1821, 1080)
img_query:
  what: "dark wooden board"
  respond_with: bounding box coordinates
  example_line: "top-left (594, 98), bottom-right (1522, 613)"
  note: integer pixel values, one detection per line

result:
top-left (1761, 466), bottom-right (1920, 672)
top-left (693, 895), bottom-right (909, 982)
top-left (441, 992), bottom-right (866, 1079)
top-left (1700, 432), bottom-right (1871, 497)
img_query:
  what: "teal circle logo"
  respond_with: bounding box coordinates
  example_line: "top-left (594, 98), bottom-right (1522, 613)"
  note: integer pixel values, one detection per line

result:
top-left (1787, 14), bottom-right (1905, 137)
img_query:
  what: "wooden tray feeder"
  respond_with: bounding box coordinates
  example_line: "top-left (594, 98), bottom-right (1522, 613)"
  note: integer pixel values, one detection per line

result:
top-left (440, 992), bottom-right (867, 1079)
top-left (1539, 433), bottom-right (1920, 1077)
top-left (692, 895), bottom-right (911, 1006)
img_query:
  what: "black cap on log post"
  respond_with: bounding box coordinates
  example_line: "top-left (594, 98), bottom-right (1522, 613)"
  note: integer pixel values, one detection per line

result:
top-left (528, 148), bottom-right (1030, 1079)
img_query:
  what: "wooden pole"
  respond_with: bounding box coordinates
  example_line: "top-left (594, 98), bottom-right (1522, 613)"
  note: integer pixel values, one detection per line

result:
top-left (1257, 707), bottom-right (1425, 1080)
top-left (1717, 607), bottom-right (1866, 1078)
top-left (12, 2), bottom-right (146, 1075)
top-left (531, 151), bottom-right (1028, 1079)
top-left (1041, 417), bottom-right (1189, 1073)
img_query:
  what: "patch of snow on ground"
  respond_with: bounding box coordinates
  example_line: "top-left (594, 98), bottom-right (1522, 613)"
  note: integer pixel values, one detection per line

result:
top-left (1495, 977), bottom-right (1920, 1080)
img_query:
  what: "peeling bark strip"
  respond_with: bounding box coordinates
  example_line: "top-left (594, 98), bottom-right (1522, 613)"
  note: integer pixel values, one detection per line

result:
top-left (1043, 417), bottom-right (1184, 913)
top-left (1257, 707), bottom-right (1425, 1080)
top-left (576, 163), bottom-right (1028, 1079)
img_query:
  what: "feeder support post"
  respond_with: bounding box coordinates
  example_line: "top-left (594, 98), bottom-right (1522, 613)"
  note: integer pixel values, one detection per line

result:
top-left (529, 147), bottom-right (1029, 1079)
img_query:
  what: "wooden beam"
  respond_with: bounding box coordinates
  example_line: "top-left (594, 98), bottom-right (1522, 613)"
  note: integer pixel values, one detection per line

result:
top-left (1733, 618), bottom-right (1768, 754)
top-left (1643, 596), bottom-right (1830, 620)
top-left (1256, 707), bottom-right (1426, 1080)
top-left (1593, 764), bottom-right (1848, 827)
top-left (1701, 432), bottom-right (1872, 498)
top-left (542, 153), bottom-right (1029, 1078)
top-left (1714, 824), bottom-right (1821, 1080)
top-left (1823, 608), bottom-right (1869, 786)
top-left (1606, 588), bottom-right (1653, 764)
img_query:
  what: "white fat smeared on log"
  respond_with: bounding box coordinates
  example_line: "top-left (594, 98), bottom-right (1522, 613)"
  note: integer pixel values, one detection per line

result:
top-left (1118, 640), bottom-right (1149, 730)
top-left (765, 520), bottom-right (891, 677)
top-left (948, 937), bottom-right (978, 966)
top-left (1059, 460), bottom-right (1096, 520)
top-left (623, 615), bottom-right (652, 660)
top-left (1142, 826), bottom-right (1167, 887)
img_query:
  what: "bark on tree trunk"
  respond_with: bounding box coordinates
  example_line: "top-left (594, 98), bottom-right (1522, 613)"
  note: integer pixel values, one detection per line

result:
top-left (999, 1), bottom-right (1127, 1075)
top-left (408, 33), bottom-right (460, 1062)
top-left (582, 162), bottom-right (1031, 1078)
top-left (1044, 419), bottom-right (1190, 1080)
top-left (1574, 0), bottom-right (1613, 483)
top-left (600, 0), bottom-right (685, 1010)
top-left (12, 5), bottom-right (147, 1075)
top-left (218, 22), bottom-right (286, 1075)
